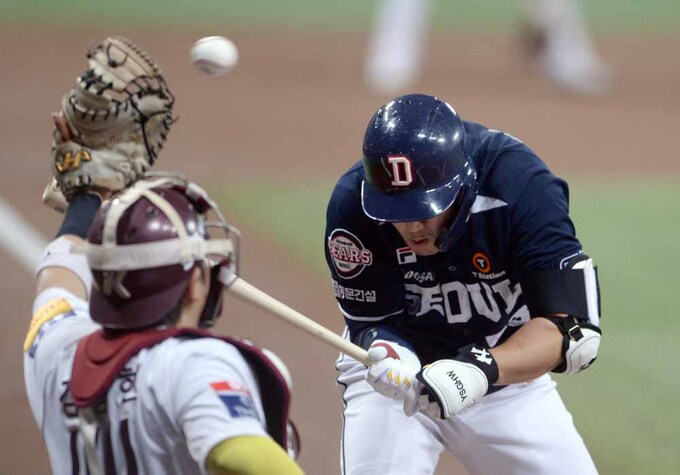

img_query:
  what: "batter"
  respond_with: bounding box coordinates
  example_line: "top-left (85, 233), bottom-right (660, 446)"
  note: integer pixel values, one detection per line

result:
top-left (325, 94), bottom-right (602, 474)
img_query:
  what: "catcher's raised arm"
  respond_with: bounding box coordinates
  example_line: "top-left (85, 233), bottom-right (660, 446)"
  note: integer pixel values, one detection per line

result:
top-left (47, 36), bottom-right (176, 209)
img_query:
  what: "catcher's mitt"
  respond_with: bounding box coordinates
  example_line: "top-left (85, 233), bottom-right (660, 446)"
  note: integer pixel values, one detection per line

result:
top-left (50, 36), bottom-right (176, 201)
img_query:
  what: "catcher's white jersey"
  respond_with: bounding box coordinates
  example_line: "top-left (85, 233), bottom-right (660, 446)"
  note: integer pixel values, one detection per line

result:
top-left (24, 288), bottom-right (268, 475)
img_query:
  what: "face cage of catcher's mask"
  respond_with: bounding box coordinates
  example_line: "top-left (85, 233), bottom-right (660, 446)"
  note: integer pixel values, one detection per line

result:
top-left (86, 178), bottom-right (239, 293)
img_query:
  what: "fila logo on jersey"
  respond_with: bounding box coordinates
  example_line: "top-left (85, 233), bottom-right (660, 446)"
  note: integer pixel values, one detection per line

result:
top-left (328, 229), bottom-right (373, 279)
top-left (396, 247), bottom-right (417, 265)
top-left (210, 381), bottom-right (260, 420)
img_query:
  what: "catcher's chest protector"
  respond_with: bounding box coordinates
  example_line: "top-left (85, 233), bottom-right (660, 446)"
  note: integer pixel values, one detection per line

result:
top-left (69, 328), bottom-right (292, 449)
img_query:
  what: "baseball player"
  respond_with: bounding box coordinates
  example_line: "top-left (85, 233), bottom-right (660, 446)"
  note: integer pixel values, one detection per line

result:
top-left (365, 0), bottom-right (609, 96)
top-left (24, 37), bottom-right (303, 475)
top-left (325, 94), bottom-right (602, 474)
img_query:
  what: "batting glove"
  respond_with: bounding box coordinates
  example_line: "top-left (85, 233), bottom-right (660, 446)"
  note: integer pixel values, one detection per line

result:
top-left (365, 340), bottom-right (421, 400)
top-left (404, 344), bottom-right (499, 419)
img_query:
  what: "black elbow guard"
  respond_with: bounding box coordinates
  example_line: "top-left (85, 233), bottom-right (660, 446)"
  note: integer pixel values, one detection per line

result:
top-left (521, 254), bottom-right (601, 325)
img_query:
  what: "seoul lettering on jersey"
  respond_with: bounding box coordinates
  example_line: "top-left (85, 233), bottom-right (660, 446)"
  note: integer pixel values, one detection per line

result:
top-left (404, 278), bottom-right (527, 326)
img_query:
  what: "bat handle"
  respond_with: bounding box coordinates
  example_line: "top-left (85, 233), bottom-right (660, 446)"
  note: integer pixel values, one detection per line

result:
top-left (227, 277), bottom-right (372, 366)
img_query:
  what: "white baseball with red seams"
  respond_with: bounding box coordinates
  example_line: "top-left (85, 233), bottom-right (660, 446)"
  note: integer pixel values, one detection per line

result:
top-left (190, 36), bottom-right (239, 75)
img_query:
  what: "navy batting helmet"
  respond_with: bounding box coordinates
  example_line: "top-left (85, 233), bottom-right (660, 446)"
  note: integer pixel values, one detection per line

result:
top-left (361, 94), bottom-right (477, 251)
top-left (86, 173), bottom-right (239, 330)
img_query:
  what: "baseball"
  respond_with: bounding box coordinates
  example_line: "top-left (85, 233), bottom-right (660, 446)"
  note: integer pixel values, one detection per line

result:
top-left (190, 36), bottom-right (239, 76)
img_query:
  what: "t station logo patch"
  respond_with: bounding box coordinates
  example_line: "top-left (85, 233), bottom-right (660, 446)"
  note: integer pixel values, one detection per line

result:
top-left (328, 229), bottom-right (373, 279)
top-left (472, 252), bottom-right (491, 273)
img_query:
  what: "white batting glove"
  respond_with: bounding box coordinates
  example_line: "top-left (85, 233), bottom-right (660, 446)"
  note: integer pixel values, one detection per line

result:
top-left (365, 340), bottom-right (421, 400)
top-left (403, 344), bottom-right (499, 419)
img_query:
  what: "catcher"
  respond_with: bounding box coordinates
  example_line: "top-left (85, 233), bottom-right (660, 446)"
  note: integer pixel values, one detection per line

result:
top-left (24, 36), bottom-right (303, 475)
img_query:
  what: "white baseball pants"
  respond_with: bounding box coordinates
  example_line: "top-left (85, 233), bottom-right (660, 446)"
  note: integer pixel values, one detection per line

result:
top-left (338, 361), bottom-right (597, 475)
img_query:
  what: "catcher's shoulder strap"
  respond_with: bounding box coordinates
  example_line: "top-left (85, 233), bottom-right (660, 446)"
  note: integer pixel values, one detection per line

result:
top-left (70, 327), bottom-right (291, 448)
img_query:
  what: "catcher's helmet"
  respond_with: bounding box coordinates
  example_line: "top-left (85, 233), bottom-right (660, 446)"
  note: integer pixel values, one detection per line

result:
top-left (361, 94), bottom-right (477, 251)
top-left (86, 173), bottom-right (239, 330)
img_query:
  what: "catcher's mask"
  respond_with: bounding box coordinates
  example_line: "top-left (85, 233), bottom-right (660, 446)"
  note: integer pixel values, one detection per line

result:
top-left (85, 173), bottom-right (240, 330)
top-left (361, 94), bottom-right (478, 252)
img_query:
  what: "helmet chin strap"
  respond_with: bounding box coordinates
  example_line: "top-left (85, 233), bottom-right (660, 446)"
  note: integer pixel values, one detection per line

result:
top-left (434, 229), bottom-right (448, 253)
top-left (433, 183), bottom-right (476, 252)
top-left (433, 191), bottom-right (465, 252)
top-left (435, 209), bottom-right (472, 252)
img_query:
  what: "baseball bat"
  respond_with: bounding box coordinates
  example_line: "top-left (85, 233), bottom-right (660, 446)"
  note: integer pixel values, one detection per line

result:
top-left (226, 277), bottom-right (371, 366)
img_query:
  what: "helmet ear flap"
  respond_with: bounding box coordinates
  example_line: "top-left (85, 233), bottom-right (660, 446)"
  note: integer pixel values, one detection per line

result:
top-left (433, 179), bottom-right (478, 252)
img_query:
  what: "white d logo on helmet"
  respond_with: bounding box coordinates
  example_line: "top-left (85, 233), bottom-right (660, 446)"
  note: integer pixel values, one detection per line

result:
top-left (387, 155), bottom-right (414, 187)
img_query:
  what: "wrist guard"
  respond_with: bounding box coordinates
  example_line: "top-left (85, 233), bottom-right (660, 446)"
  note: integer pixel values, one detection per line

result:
top-left (455, 343), bottom-right (499, 387)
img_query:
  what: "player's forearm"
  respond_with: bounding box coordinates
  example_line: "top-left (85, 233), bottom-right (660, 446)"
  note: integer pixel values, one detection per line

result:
top-left (490, 317), bottom-right (563, 385)
top-left (35, 192), bottom-right (103, 299)
top-left (206, 435), bottom-right (303, 475)
top-left (35, 235), bottom-right (92, 300)
top-left (35, 236), bottom-right (88, 298)
top-left (352, 322), bottom-right (413, 351)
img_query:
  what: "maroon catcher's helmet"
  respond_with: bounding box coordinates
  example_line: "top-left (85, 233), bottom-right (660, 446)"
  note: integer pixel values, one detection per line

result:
top-left (85, 173), bottom-right (239, 329)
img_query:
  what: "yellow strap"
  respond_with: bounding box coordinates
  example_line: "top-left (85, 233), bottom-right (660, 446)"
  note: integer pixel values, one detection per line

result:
top-left (23, 298), bottom-right (73, 352)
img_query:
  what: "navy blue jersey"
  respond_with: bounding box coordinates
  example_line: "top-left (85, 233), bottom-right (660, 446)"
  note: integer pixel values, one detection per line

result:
top-left (324, 121), bottom-right (583, 364)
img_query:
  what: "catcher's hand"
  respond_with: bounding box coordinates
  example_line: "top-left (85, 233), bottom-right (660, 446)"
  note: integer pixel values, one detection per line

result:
top-left (50, 36), bottom-right (175, 202)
